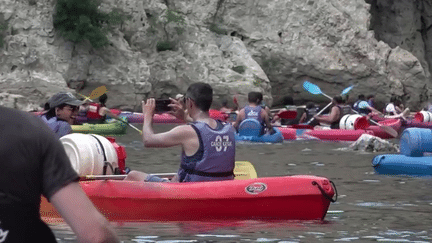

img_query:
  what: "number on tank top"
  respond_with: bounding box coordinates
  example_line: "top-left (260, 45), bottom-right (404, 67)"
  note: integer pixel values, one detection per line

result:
top-left (211, 135), bottom-right (231, 152)
top-left (223, 135), bottom-right (230, 152)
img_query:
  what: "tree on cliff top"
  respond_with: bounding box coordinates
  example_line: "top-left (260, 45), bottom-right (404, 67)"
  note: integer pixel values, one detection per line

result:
top-left (53, 0), bottom-right (130, 48)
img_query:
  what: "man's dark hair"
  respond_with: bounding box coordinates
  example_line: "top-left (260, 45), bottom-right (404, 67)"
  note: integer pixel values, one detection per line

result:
top-left (186, 82), bottom-right (213, 111)
top-left (282, 96), bottom-right (294, 106)
top-left (367, 95), bottom-right (374, 99)
top-left (99, 93), bottom-right (108, 106)
top-left (358, 94), bottom-right (365, 100)
top-left (248, 92), bottom-right (261, 104)
top-left (333, 95), bottom-right (344, 104)
top-left (306, 102), bottom-right (316, 109)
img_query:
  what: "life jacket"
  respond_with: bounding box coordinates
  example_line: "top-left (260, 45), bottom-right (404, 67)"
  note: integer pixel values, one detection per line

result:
top-left (331, 105), bottom-right (353, 129)
top-left (178, 121), bottom-right (235, 182)
top-left (244, 105), bottom-right (263, 124)
top-left (304, 107), bottom-right (320, 126)
top-left (86, 103), bottom-right (103, 119)
top-left (0, 191), bottom-right (57, 242)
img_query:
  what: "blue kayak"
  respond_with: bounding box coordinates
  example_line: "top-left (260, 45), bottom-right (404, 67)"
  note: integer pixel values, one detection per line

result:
top-left (235, 119), bottom-right (284, 143)
top-left (372, 154), bottom-right (432, 176)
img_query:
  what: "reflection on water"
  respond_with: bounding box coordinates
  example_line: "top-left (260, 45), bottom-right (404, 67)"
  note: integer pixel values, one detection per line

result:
top-left (50, 125), bottom-right (432, 242)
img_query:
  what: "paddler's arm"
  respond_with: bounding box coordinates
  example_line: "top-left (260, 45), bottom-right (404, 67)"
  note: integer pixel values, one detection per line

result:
top-left (100, 107), bottom-right (121, 121)
top-left (299, 112), bottom-right (307, 123)
top-left (314, 106), bottom-right (339, 123)
top-left (262, 109), bottom-right (273, 130)
top-left (142, 98), bottom-right (196, 147)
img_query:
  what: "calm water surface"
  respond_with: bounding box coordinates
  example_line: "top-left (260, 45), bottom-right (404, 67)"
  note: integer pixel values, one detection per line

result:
top-left (51, 125), bottom-right (432, 242)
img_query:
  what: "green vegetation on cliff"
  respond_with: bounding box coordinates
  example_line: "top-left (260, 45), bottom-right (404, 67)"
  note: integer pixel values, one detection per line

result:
top-left (53, 0), bottom-right (130, 48)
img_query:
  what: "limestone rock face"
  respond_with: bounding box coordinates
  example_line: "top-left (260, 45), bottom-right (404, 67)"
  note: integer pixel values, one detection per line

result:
top-left (0, 0), bottom-right (431, 111)
top-left (207, 0), bottom-right (429, 109)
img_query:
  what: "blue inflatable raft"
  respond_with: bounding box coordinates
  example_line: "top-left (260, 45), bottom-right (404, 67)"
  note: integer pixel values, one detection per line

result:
top-left (235, 119), bottom-right (284, 143)
top-left (372, 154), bottom-right (432, 176)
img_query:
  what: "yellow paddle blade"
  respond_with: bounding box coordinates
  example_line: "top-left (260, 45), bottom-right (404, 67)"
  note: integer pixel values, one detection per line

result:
top-left (77, 93), bottom-right (93, 102)
top-left (88, 86), bottom-right (108, 99)
top-left (234, 161), bottom-right (257, 180)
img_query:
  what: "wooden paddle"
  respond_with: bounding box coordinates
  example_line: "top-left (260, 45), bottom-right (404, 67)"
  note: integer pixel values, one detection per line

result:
top-left (84, 161), bottom-right (257, 181)
top-left (77, 86), bottom-right (108, 102)
top-left (303, 81), bottom-right (398, 138)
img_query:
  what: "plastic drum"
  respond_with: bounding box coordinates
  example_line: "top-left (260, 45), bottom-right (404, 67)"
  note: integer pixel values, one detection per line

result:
top-left (400, 128), bottom-right (432, 157)
top-left (60, 134), bottom-right (119, 176)
top-left (238, 119), bottom-right (262, 137)
top-left (339, 114), bottom-right (369, 130)
top-left (414, 111), bottom-right (432, 122)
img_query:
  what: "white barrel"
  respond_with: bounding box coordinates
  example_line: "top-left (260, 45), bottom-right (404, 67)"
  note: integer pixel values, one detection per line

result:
top-left (339, 114), bottom-right (368, 130)
top-left (415, 111), bottom-right (432, 122)
top-left (60, 134), bottom-right (119, 176)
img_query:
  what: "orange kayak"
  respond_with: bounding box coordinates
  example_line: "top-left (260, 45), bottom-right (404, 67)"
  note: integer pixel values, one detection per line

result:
top-left (41, 175), bottom-right (335, 222)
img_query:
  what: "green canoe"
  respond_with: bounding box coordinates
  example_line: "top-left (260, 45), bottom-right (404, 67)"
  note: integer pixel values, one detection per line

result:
top-left (71, 117), bottom-right (128, 135)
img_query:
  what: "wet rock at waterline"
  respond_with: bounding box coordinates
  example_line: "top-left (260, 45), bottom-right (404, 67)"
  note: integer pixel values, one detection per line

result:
top-left (348, 134), bottom-right (399, 153)
top-left (0, 0), bottom-right (430, 111)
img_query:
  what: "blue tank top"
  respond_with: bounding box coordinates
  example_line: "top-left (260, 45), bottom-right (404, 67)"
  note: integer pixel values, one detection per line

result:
top-left (244, 106), bottom-right (263, 123)
top-left (178, 120), bottom-right (236, 182)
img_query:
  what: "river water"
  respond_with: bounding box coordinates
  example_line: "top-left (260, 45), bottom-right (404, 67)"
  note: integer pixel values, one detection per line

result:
top-left (50, 124), bottom-right (432, 243)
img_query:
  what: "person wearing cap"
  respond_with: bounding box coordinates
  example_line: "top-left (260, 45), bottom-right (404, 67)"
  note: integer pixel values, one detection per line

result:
top-left (39, 92), bottom-right (83, 139)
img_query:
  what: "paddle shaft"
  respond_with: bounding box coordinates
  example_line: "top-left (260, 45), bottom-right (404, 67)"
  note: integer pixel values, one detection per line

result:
top-left (127, 122), bottom-right (143, 134)
top-left (306, 102), bottom-right (333, 125)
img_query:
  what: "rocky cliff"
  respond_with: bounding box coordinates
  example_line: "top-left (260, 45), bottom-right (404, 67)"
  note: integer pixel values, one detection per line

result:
top-left (0, 0), bottom-right (430, 111)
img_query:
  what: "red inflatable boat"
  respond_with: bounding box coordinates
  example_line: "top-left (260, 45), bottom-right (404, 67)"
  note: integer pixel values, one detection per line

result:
top-left (278, 119), bottom-right (402, 141)
top-left (41, 175), bottom-right (335, 222)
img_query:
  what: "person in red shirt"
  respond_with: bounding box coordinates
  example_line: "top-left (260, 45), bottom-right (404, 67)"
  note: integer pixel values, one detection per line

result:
top-left (85, 94), bottom-right (121, 123)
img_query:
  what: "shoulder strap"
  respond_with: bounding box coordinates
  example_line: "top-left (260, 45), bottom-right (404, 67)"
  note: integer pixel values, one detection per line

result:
top-left (90, 135), bottom-right (114, 175)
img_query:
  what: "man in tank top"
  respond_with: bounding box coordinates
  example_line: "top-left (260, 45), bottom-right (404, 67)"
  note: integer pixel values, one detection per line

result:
top-left (313, 95), bottom-right (353, 129)
top-left (124, 83), bottom-right (236, 183)
top-left (232, 91), bottom-right (273, 133)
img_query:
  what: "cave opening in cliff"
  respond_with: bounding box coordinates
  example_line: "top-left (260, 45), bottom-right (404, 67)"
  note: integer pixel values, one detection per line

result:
top-left (366, 0), bottom-right (432, 78)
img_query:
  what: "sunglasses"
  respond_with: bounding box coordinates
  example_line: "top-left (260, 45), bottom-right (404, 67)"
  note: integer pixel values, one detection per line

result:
top-left (64, 106), bottom-right (78, 112)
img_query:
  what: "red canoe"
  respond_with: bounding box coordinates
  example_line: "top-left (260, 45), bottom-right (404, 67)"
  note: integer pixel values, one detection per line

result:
top-left (40, 175), bottom-right (335, 222)
top-left (278, 119), bottom-right (402, 141)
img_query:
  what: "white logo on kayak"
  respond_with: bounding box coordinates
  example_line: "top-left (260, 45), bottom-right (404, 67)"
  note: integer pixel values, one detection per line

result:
top-left (247, 110), bottom-right (259, 117)
top-left (0, 228), bottom-right (9, 243)
top-left (211, 135), bottom-right (232, 152)
top-left (245, 182), bottom-right (267, 194)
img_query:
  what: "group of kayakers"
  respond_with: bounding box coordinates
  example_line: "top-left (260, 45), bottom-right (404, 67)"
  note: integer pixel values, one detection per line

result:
top-left (224, 92), bottom-right (412, 131)
top-left (1, 81), bottom-right (421, 242)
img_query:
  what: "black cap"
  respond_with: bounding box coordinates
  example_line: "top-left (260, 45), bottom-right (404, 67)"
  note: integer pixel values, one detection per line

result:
top-left (49, 92), bottom-right (84, 108)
